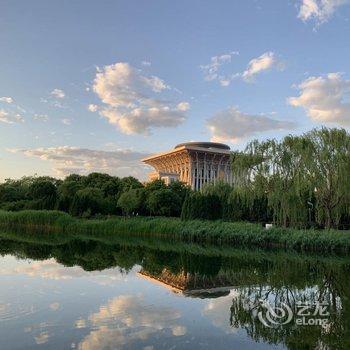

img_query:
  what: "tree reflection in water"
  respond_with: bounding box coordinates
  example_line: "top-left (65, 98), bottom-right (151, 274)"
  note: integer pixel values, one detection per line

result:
top-left (1, 228), bottom-right (350, 350)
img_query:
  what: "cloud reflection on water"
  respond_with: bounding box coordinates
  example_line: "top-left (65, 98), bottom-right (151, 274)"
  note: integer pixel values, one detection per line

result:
top-left (77, 294), bottom-right (186, 350)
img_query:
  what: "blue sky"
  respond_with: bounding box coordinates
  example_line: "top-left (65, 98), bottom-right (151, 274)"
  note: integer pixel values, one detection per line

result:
top-left (1, 0), bottom-right (350, 181)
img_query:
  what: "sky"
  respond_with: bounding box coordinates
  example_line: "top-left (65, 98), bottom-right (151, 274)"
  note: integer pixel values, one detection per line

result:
top-left (1, 0), bottom-right (350, 181)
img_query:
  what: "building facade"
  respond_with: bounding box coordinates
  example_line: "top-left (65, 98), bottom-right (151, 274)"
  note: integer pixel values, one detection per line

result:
top-left (142, 142), bottom-right (232, 191)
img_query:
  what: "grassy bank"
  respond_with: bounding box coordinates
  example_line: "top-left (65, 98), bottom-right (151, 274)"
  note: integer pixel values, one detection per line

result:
top-left (0, 210), bottom-right (350, 253)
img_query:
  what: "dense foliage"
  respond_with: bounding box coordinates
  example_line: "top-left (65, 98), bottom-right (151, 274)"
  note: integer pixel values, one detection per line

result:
top-left (231, 127), bottom-right (350, 229)
top-left (0, 173), bottom-right (190, 218)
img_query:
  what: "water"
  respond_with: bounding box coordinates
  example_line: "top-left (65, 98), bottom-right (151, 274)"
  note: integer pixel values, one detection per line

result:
top-left (0, 231), bottom-right (350, 350)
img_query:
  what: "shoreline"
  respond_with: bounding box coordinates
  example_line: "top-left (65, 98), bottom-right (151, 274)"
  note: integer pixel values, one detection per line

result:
top-left (0, 210), bottom-right (350, 254)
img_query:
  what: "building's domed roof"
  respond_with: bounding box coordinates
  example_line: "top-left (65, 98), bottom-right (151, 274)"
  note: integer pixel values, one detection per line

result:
top-left (175, 142), bottom-right (230, 150)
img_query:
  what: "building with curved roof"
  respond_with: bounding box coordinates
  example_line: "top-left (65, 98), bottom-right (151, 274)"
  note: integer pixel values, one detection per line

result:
top-left (142, 142), bottom-right (232, 191)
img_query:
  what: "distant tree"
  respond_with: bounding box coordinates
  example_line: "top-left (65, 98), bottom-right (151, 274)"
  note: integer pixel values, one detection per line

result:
top-left (202, 181), bottom-right (232, 218)
top-left (70, 187), bottom-right (105, 217)
top-left (144, 179), bottom-right (167, 193)
top-left (181, 192), bottom-right (222, 220)
top-left (168, 181), bottom-right (191, 203)
top-left (147, 189), bottom-right (181, 216)
top-left (29, 179), bottom-right (58, 210)
top-left (117, 188), bottom-right (145, 216)
top-left (83, 172), bottom-right (113, 188)
top-left (0, 182), bottom-right (25, 203)
top-left (119, 176), bottom-right (143, 192)
top-left (57, 180), bottom-right (84, 212)
top-left (64, 174), bottom-right (84, 183)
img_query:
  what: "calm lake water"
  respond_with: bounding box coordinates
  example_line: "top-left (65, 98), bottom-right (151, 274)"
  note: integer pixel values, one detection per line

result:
top-left (1, 230), bottom-right (350, 350)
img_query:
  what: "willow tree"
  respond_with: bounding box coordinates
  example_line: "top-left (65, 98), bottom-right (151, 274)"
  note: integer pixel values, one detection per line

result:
top-left (231, 127), bottom-right (350, 229)
top-left (231, 137), bottom-right (307, 227)
top-left (303, 128), bottom-right (350, 229)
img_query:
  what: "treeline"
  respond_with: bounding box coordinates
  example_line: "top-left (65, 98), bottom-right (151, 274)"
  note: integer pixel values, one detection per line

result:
top-left (0, 127), bottom-right (349, 229)
top-left (0, 173), bottom-right (191, 218)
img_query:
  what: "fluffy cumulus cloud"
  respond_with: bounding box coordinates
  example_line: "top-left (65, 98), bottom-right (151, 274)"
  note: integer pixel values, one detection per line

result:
top-left (0, 109), bottom-right (24, 124)
top-left (50, 89), bottom-right (65, 99)
top-left (242, 52), bottom-right (280, 82)
top-left (100, 107), bottom-right (186, 135)
top-left (200, 51), bottom-right (239, 85)
top-left (78, 295), bottom-right (186, 349)
top-left (201, 51), bottom-right (282, 86)
top-left (298, 0), bottom-right (349, 24)
top-left (207, 107), bottom-right (295, 143)
top-left (0, 96), bottom-right (14, 104)
top-left (288, 73), bottom-right (350, 126)
top-left (92, 62), bottom-right (189, 134)
top-left (8, 146), bottom-right (149, 178)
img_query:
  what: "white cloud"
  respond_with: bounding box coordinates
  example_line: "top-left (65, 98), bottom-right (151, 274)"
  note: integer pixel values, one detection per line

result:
top-left (201, 51), bottom-right (282, 85)
top-left (93, 62), bottom-right (188, 134)
top-left (207, 107), bottom-right (295, 143)
top-left (51, 89), bottom-right (65, 99)
top-left (288, 72), bottom-right (350, 126)
top-left (100, 107), bottom-right (185, 135)
top-left (49, 302), bottom-right (60, 311)
top-left (0, 96), bottom-right (13, 104)
top-left (242, 52), bottom-right (280, 82)
top-left (141, 60), bottom-right (152, 66)
top-left (34, 332), bottom-right (49, 345)
top-left (202, 290), bottom-right (239, 333)
top-left (61, 118), bottom-right (71, 125)
top-left (0, 109), bottom-right (24, 124)
top-left (298, 0), bottom-right (349, 24)
top-left (8, 146), bottom-right (149, 178)
top-left (33, 114), bottom-right (49, 122)
top-left (0, 257), bottom-right (127, 282)
top-left (200, 51), bottom-right (239, 85)
top-left (87, 104), bottom-right (98, 112)
top-left (176, 101), bottom-right (190, 111)
top-left (78, 295), bottom-right (186, 350)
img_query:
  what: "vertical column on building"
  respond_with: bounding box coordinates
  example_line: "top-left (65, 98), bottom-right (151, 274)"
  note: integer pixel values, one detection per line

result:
top-left (190, 152), bottom-right (196, 190)
top-left (196, 152), bottom-right (199, 191)
top-left (203, 152), bottom-right (208, 186)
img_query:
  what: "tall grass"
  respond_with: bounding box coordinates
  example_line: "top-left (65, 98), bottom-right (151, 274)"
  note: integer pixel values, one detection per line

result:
top-left (0, 210), bottom-right (350, 253)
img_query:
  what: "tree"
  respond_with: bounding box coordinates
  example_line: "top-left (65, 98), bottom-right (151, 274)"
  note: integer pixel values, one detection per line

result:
top-left (119, 176), bottom-right (143, 192)
top-left (29, 179), bottom-right (58, 210)
top-left (70, 187), bottom-right (105, 217)
top-left (231, 127), bottom-right (350, 229)
top-left (147, 189), bottom-right (181, 216)
top-left (168, 180), bottom-right (191, 203)
top-left (305, 128), bottom-right (350, 229)
top-left (57, 180), bottom-right (84, 212)
top-left (117, 188), bottom-right (144, 215)
top-left (181, 192), bottom-right (222, 220)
